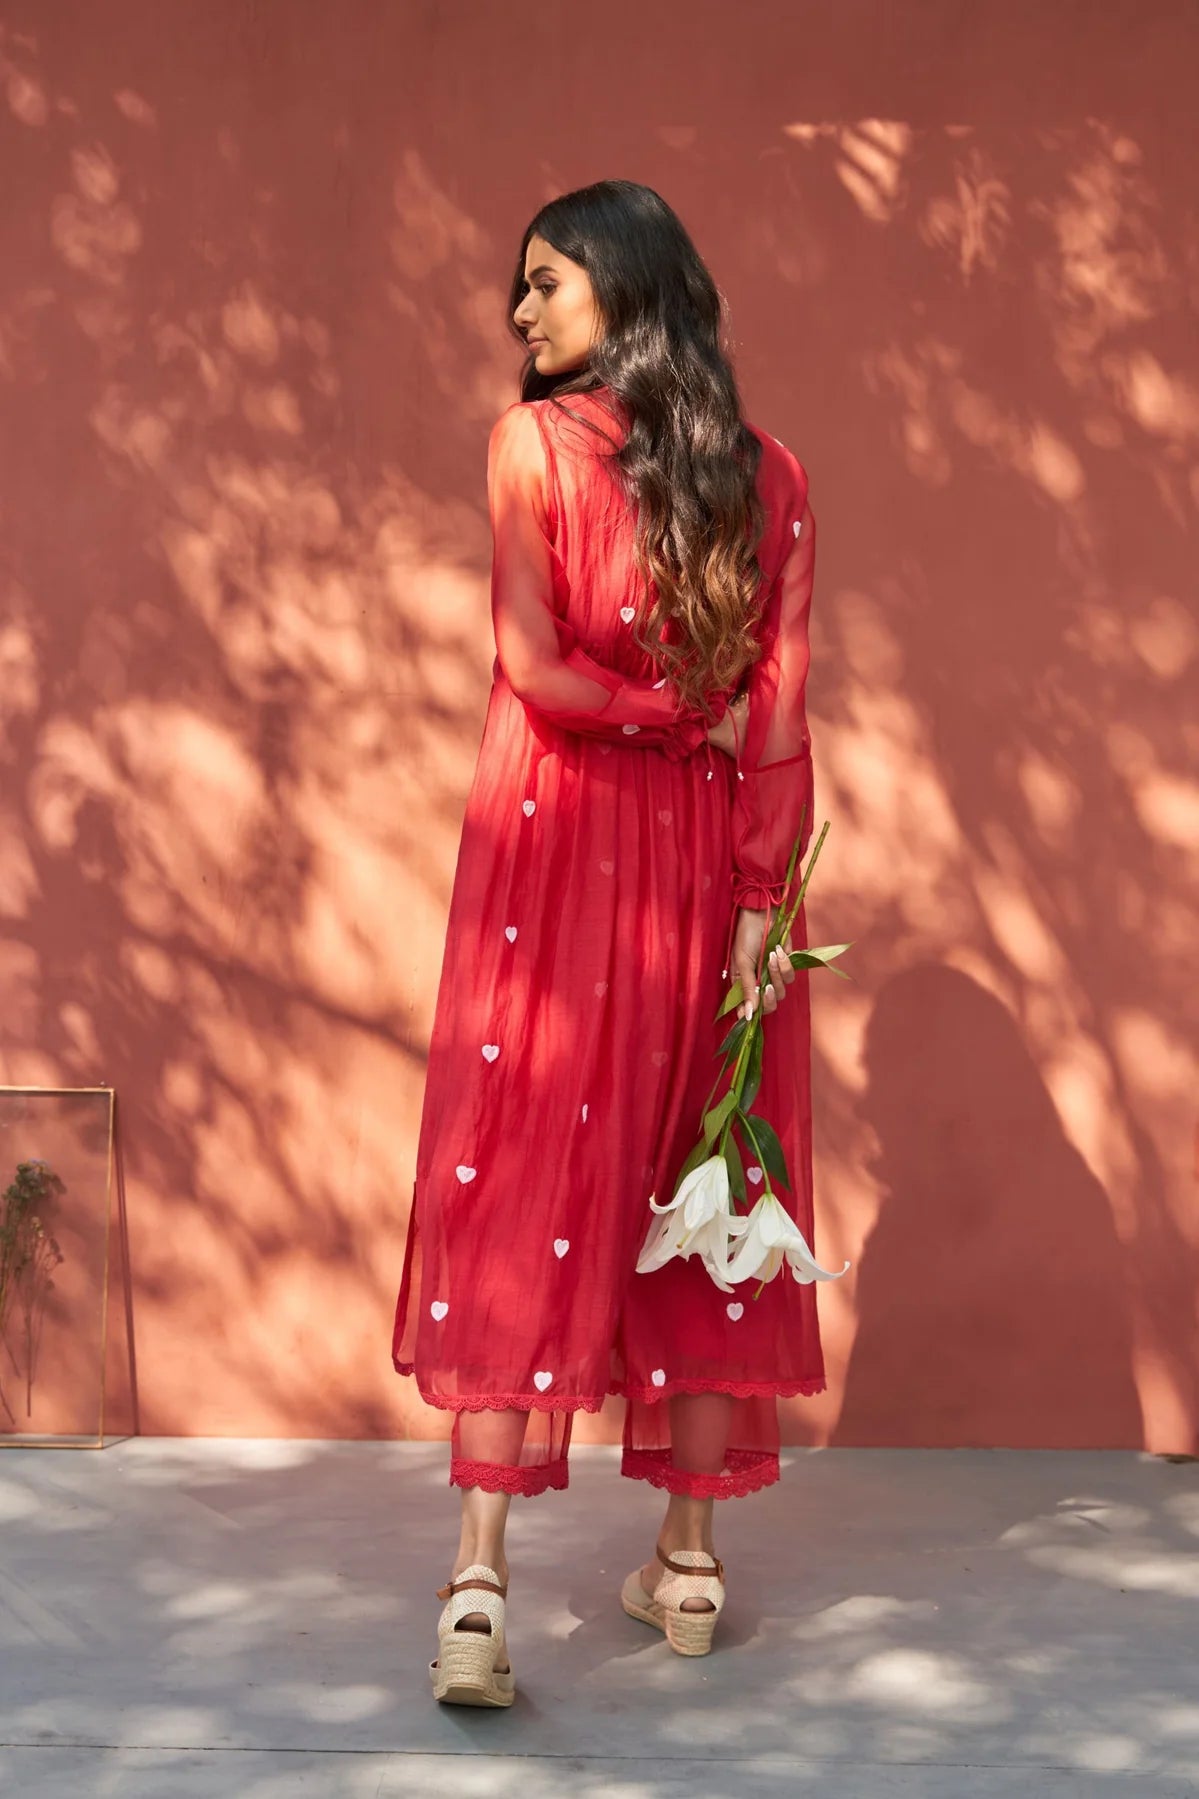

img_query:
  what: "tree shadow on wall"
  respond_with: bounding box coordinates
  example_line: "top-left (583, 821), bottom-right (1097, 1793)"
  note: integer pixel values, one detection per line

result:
top-left (1, 4), bottom-right (1197, 1450)
top-left (0, 14), bottom-right (512, 1439)
top-left (834, 962), bottom-right (1143, 1450)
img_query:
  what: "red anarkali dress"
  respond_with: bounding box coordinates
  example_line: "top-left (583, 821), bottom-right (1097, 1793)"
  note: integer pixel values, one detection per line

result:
top-left (393, 386), bottom-right (824, 1498)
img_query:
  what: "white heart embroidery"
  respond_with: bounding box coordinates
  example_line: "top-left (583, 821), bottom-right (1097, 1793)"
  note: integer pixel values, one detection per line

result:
top-left (658, 810), bottom-right (672, 826)
top-left (621, 723), bottom-right (640, 734)
top-left (522, 799), bottom-right (536, 816)
top-left (726, 1302), bottom-right (744, 1321)
top-left (651, 1368), bottom-right (666, 1387)
top-left (594, 981), bottom-right (608, 997)
top-left (504, 925), bottom-right (518, 942)
top-left (430, 1300), bottom-right (449, 1321)
top-left (793, 518), bottom-right (802, 536)
top-left (481, 1044), bottom-right (500, 1062)
top-left (554, 1238), bottom-right (570, 1258)
top-left (620, 605), bottom-right (636, 623)
top-left (455, 1165), bottom-right (476, 1183)
top-left (533, 1370), bottom-right (553, 1392)
top-left (599, 859), bottom-right (615, 875)
top-left (650, 1050), bottom-right (668, 1068)
top-left (747, 1165), bottom-right (764, 1185)
top-left (581, 1104), bottom-right (588, 1122)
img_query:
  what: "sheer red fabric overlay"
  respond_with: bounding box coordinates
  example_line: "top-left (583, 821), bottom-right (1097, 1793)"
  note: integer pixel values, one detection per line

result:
top-left (392, 388), bottom-right (825, 1499)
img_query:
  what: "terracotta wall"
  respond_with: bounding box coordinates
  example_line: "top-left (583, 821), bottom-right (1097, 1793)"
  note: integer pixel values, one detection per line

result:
top-left (1, 1), bottom-right (1195, 1451)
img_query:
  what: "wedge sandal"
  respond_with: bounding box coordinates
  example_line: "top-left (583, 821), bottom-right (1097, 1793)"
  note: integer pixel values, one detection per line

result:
top-left (620, 1544), bottom-right (726, 1656)
top-left (429, 1563), bottom-right (516, 1707)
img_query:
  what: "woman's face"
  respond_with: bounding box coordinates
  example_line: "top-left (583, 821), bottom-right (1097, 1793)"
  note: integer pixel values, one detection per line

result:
top-left (513, 233), bottom-right (603, 375)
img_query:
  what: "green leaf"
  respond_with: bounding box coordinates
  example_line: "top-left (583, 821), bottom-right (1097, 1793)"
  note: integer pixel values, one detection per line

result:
top-left (788, 941), bottom-right (853, 972)
top-left (673, 1137), bottom-right (711, 1190)
top-left (722, 1132), bottom-right (746, 1204)
top-left (742, 1112), bottom-right (791, 1190)
top-left (717, 1014), bottom-right (749, 1058)
top-left (702, 1089), bottom-right (737, 1148)
top-left (740, 1028), bottom-right (765, 1113)
top-left (716, 980), bottom-right (745, 1020)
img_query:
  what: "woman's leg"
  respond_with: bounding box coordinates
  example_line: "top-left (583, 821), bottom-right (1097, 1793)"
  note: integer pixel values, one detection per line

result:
top-left (451, 1412), bottom-right (528, 1578)
top-left (453, 1481), bottom-right (514, 1582)
top-left (448, 1407), bottom-right (528, 1667)
top-left (641, 1392), bottom-right (733, 1612)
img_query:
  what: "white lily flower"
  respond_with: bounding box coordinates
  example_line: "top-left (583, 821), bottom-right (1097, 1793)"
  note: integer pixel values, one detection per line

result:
top-left (636, 1154), bottom-right (747, 1294)
top-left (722, 1190), bottom-right (850, 1287)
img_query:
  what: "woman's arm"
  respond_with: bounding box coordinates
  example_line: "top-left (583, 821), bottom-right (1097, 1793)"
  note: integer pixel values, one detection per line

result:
top-left (729, 483), bottom-right (816, 911)
top-left (487, 403), bottom-right (725, 758)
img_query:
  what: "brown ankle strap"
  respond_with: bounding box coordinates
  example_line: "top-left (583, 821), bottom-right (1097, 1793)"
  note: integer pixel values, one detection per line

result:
top-left (436, 1574), bottom-right (509, 1601)
top-left (656, 1546), bottom-right (725, 1583)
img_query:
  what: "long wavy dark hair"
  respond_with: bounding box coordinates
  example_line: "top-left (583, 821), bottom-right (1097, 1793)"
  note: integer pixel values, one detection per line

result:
top-left (506, 180), bottom-right (766, 715)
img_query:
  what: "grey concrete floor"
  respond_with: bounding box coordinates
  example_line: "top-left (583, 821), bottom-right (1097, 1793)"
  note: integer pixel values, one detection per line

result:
top-left (0, 1440), bottom-right (1197, 1797)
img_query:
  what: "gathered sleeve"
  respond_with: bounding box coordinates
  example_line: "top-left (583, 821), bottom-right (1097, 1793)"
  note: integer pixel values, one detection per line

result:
top-left (730, 479), bottom-right (816, 912)
top-left (486, 403), bottom-right (724, 758)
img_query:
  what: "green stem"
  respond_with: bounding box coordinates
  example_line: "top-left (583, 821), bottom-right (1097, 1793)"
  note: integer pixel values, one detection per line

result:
top-left (714, 1014), bottom-right (763, 1163)
top-left (776, 820), bottom-right (830, 949)
top-left (736, 1115), bottom-right (775, 1301)
top-left (738, 1112), bottom-right (774, 1198)
top-left (728, 1012), bottom-right (758, 1100)
top-left (704, 814), bottom-right (830, 1182)
top-left (700, 999), bottom-right (758, 1125)
top-left (770, 805), bottom-right (807, 946)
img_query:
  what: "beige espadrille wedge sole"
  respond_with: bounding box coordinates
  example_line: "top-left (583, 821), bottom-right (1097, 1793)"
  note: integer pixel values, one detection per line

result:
top-left (620, 1545), bottom-right (726, 1657)
top-left (429, 1564), bottom-right (516, 1707)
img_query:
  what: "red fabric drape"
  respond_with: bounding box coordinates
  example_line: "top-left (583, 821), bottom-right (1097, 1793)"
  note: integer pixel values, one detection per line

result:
top-left (392, 388), bottom-right (827, 1498)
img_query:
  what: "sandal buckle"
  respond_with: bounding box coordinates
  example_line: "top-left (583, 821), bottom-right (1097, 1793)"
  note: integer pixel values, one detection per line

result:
top-left (436, 1574), bottom-right (510, 1602)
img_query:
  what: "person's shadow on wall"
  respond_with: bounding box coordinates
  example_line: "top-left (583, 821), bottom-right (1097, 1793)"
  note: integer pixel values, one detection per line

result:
top-left (833, 963), bottom-right (1143, 1449)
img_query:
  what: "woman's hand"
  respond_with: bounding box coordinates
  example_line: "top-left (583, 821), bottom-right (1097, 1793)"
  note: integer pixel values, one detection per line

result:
top-left (706, 691), bottom-right (748, 759)
top-left (731, 906), bottom-right (796, 1022)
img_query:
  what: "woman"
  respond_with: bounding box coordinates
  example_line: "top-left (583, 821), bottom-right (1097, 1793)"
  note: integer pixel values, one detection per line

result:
top-left (392, 179), bottom-right (825, 1706)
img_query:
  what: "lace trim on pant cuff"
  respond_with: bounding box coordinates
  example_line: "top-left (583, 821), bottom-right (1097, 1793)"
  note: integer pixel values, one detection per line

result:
top-left (450, 1456), bottom-right (570, 1496)
top-left (620, 1447), bottom-right (779, 1500)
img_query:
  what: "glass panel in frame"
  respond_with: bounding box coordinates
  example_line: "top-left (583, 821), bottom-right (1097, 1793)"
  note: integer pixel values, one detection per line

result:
top-left (0, 1087), bottom-right (114, 1447)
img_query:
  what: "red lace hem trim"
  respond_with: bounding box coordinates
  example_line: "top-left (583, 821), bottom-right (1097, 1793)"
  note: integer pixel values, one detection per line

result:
top-left (621, 1447), bottom-right (780, 1499)
top-left (450, 1456), bottom-right (569, 1496)
top-left (446, 1449), bottom-right (777, 1499)
top-left (393, 1360), bottom-right (827, 1413)
top-left (616, 1375), bottom-right (827, 1405)
top-left (392, 1363), bottom-right (606, 1415)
